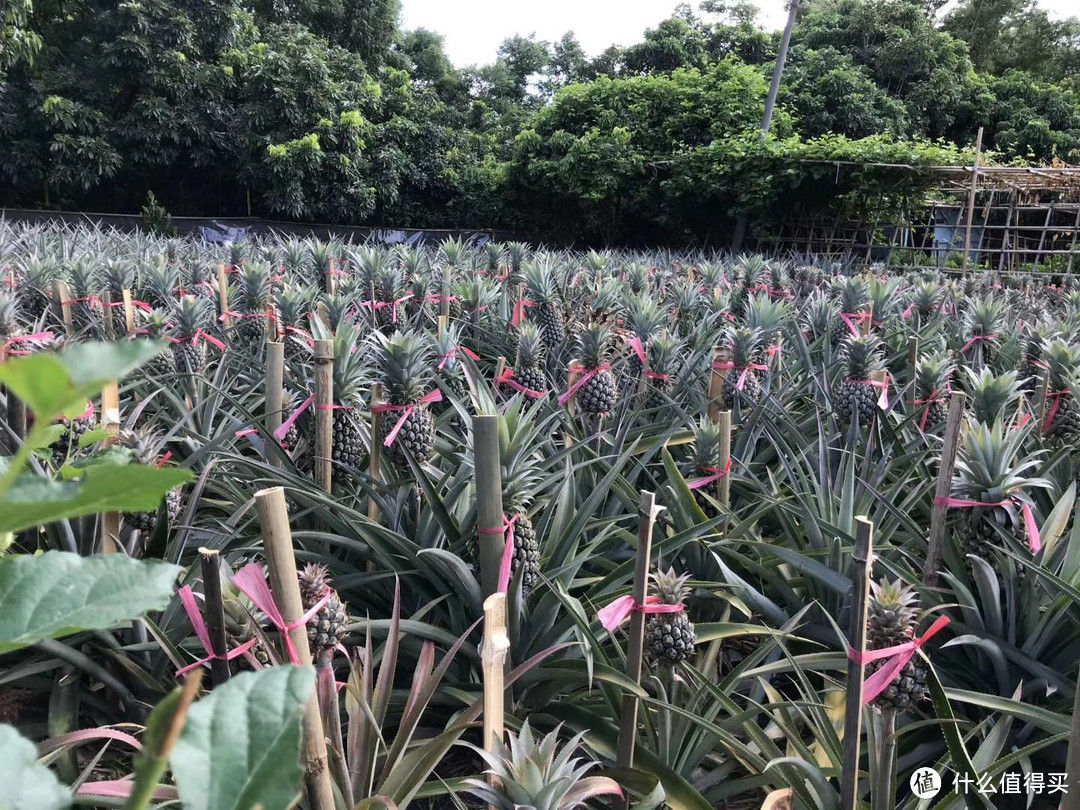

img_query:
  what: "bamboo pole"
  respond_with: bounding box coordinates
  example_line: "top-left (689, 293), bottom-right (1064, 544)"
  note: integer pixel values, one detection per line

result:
top-left (101, 290), bottom-right (116, 341)
top-left (1063, 663), bottom-right (1080, 810)
top-left (616, 491), bottom-right (662, 781)
top-left (718, 410), bottom-right (733, 509)
top-left (474, 415), bottom-right (505, 599)
top-left (438, 315), bottom-right (448, 343)
top-left (441, 264), bottom-right (452, 321)
top-left (905, 337), bottom-right (918, 401)
top-left (860, 303), bottom-right (873, 337)
top-left (481, 592), bottom-right (510, 808)
top-left (217, 264), bottom-right (231, 330)
top-left (923, 392), bottom-right (967, 587)
top-left (265, 341), bottom-right (284, 469)
top-left (53, 280), bottom-right (75, 337)
top-left (840, 516), bottom-right (874, 810)
top-left (198, 548), bottom-right (231, 686)
top-left (708, 346), bottom-right (728, 423)
top-left (100, 383), bottom-right (121, 555)
top-left (566, 362), bottom-right (582, 420)
top-left (961, 127), bottom-right (984, 275)
top-left (253, 487), bottom-right (336, 810)
top-left (367, 384), bottom-right (383, 522)
top-left (325, 257), bottom-right (337, 297)
top-left (122, 289), bottom-right (136, 335)
top-left (313, 340), bottom-right (333, 492)
top-left (1035, 367), bottom-right (1051, 430)
top-left (761, 789), bottom-right (794, 810)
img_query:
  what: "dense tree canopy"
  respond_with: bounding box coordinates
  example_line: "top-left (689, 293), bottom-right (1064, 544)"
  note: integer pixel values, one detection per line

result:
top-left (0, 0), bottom-right (1077, 244)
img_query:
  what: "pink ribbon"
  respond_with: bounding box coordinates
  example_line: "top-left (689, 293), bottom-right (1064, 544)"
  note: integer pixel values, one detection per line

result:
top-left (558, 365), bottom-right (611, 406)
top-left (232, 563), bottom-right (331, 665)
top-left (219, 310), bottom-right (271, 323)
top-left (839, 312), bottom-right (870, 338)
top-left (910, 389), bottom-right (944, 431)
top-left (479, 514), bottom-right (521, 594)
top-left (712, 361), bottom-right (768, 391)
top-left (2, 331), bottom-right (55, 356)
top-left (437, 345), bottom-right (480, 371)
top-left (627, 337), bottom-right (646, 365)
top-left (372, 390), bottom-right (443, 447)
top-left (935, 496), bottom-right (1041, 553)
top-left (960, 334), bottom-right (999, 354)
top-left (511, 300), bottom-right (534, 327)
top-left (687, 459), bottom-right (732, 490)
top-left (175, 585), bottom-right (258, 676)
top-left (598, 595), bottom-right (684, 632)
top-left (1042, 389), bottom-right (1071, 435)
top-left (273, 394), bottom-right (314, 442)
top-left (849, 616), bottom-right (950, 704)
top-left (170, 330), bottom-right (225, 351)
top-left (845, 375), bottom-right (889, 409)
top-left (284, 325), bottom-right (314, 347)
top-left (496, 368), bottom-right (547, 399)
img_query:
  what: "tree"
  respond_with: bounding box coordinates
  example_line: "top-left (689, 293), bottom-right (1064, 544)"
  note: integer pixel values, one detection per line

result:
top-left (1, 0), bottom-right (41, 70)
top-left (392, 28), bottom-right (466, 100)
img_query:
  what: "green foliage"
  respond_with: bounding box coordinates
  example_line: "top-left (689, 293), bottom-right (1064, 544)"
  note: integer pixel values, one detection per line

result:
top-left (0, 725), bottom-right (71, 810)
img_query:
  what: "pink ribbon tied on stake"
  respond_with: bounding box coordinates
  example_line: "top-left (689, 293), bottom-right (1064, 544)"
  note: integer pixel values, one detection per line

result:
top-left (687, 459), bottom-right (733, 490)
top-left (1041, 389), bottom-right (1071, 435)
top-left (2, 331), bottom-right (55, 356)
top-left (934, 496), bottom-right (1042, 553)
top-left (849, 615), bottom-right (950, 705)
top-left (232, 563), bottom-right (331, 666)
top-left (910, 389), bottom-right (944, 431)
top-left (373, 390), bottom-right (443, 448)
top-left (511, 299), bottom-right (534, 327)
top-left (496, 368), bottom-right (547, 399)
top-left (839, 312), bottom-right (870, 338)
top-left (437, 345), bottom-right (480, 371)
top-left (478, 514), bottom-right (522, 594)
top-left (170, 330), bottom-right (226, 351)
top-left (711, 361), bottom-right (768, 391)
top-left (175, 586), bottom-right (258, 676)
top-left (598, 595), bottom-right (685, 632)
top-left (558, 365), bottom-right (612, 407)
top-left (960, 333), bottom-right (999, 354)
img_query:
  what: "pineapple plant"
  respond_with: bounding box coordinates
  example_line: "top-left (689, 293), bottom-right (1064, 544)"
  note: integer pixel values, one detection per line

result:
top-left (961, 367), bottom-right (1021, 426)
top-left (572, 325), bottom-right (617, 416)
top-left (373, 330), bottom-right (437, 465)
top-left (722, 326), bottom-right (766, 408)
top-left (913, 354), bottom-right (954, 430)
top-left (68, 257), bottom-right (101, 336)
top-left (19, 254), bottom-right (59, 322)
top-left (137, 309), bottom-right (177, 377)
top-left (1041, 339), bottom-right (1080, 442)
top-left (232, 261), bottom-right (274, 345)
top-left (297, 563), bottom-right (348, 656)
top-left (141, 257), bottom-right (180, 310)
top-left (836, 334), bottom-right (885, 427)
top-left (646, 566), bottom-right (696, 666)
top-left (908, 280), bottom-right (943, 323)
top-left (866, 579), bottom-right (928, 711)
top-left (643, 333), bottom-right (678, 409)
top-left (512, 322), bottom-right (547, 395)
top-left (118, 426), bottom-right (182, 533)
top-left (51, 405), bottom-right (96, 467)
top-left (960, 296), bottom-right (1007, 368)
top-left (276, 286), bottom-right (313, 360)
top-left (1017, 324), bottom-right (1056, 394)
top-left (317, 322), bottom-right (369, 471)
top-left (689, 417), bottom-right (726, 518)
top-left (169, 295), bottom-right (213, 374)
top-left (101, 259), bottom-right (135, 335)
top-left (524, 260), bottom-right (566, 351)
top-left (623, 294), bottom-right (666, 385)
top-left (831, 275), bottom-right (871, 344)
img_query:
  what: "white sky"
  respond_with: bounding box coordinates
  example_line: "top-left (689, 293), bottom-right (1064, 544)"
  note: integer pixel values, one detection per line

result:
top-left (399, 0), bottom-right (1078, 67)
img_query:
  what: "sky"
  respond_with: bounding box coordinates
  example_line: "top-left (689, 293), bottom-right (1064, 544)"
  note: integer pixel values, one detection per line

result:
top-left (398, 0), bottom-right (1079, 68)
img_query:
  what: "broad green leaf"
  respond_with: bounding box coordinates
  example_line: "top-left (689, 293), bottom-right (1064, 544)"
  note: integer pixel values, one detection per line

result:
top-left (0, 340), bottom-right (164, 419)
top-left (0, 464), bottom-right (192, 534)
top-left (0, 552), bottom-right (182, 653)
top-left (58, 447), bottom-right (133, 480)
top-left (0, 724), bottom-right (72, 810)
top-left (76, 427), bottom-right (110, 449)
top-left (172, 666), bottom-right (314, 810)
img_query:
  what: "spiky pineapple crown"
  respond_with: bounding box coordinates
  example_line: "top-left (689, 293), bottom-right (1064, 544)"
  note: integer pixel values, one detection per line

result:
top-left (515, 322), bottom-right (545, 367)
top-left (869, 579), bottom-right (919, 617)
top-left (1043, 340), bottom-right (1080, 389)
top-left (102, 259), bottom-right (135, 293)
top-left (963, 297), bottom-right (1007, 340)
top-left (648, 334), bottom-right (678, 374)
top-left (961, 368), bottom-right (1020, 425)
top-left (624, 295), bottom-right (665, 341)
top-left (915, 354), bottom-right (954, 395)
top-left (692, 417), bottom-right (724, 468)
top-left (868, 578), bottom-right (919, 646)
top-left (727, 326), bottom-right (764, 367)
top-left (374, 330), bottom-right (435, 405)
top-left (237, 262), bottom-right (273, 311)
top-left (745, 293), bottom-right (792, 342)
top-left (298, 563), bottom-right (333, 604)
top-left (840, 334), bottom-right (884, 380)
top-left (171, 295), bottom-right (211, 337)
top-left (835, 276), bottom-right (870, 313)
top-left (910, 281), bottom-right (943, 313)
top-left (276, 287), bottom-right (312, 327)
top-left (575, 325), bottom-right (612, 369)
top-left (953, 419), bottom-right (1050, 498)
top-left (652, 566), bottom-right (691, 606)
top-left (0, 290), bottom-right (21, 339)
top-left (524, 260), bottom-right (560, 306)
top-left (118, 425), bottom-right (168, 465)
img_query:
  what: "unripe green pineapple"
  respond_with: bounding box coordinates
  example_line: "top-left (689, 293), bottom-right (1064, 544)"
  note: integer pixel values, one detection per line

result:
top-left (1042, 340), bottom-right (1080, 443)
top-left (836, 334), bottom-right (884, 427)
top-left (722, 326), bottom-right (765, 408)
top-left (867, 579), bottom-right (927, 711)
top-left (623, 294), bottom-right (666, 382)
top-left (101, 259), bottom-right (136, 336)
top-left (913, 354), bottom-right (954, 431)
top-left (831, 276), bottom-right (870, 344)
top-left (169, 295), bottom-right (212, 374)
top-left (646, 567), bottom-right (696, 666)
top-left (524, 260), bottom-right (566, 351)
top-left (961, 297), bottom-right (1007, 368)
top-left (297, 563), bottom-right (348, 655)
top-left (276, 286), bottom-right (313, 361)
top-left (513, 322), bottom-right (547, 395)
top-left (232, 262), bottom-right (274, 346)
top-left (118, 426), bottom-right (181, 533)
top-left (19, 254), bottom-right (60, 322)
top-left (574, 325), bottom-right (617, 416)
top-left (51, 410), bottom-right (96, 467)
top-left (908, 280), bottom-right (943, 322)
top-left (374, 330), bottom-right (437, 465)
top-left (322, 322), bottom-right (368, 471)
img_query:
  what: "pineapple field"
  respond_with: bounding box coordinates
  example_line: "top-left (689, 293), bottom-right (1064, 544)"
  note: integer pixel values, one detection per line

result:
top-left (2, 220), bottom-right (1080, 810)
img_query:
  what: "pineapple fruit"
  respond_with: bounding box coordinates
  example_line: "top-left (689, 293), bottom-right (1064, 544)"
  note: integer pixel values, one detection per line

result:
top-left (573, 325), bottom-right (617, 416)
top-left (1041, 340), bottom-right (1080, 442)
top-left (524, 260), bottom-right (566, 351)
top-left (374, 330), bottom-right (437, 465)
top-left (689, 418), bottom-right (726, 518)
top-left (169, 295), bottom-right (213, 374)
top-left (867, 579), bottom-right (928, 711)
top-left (913, 354), bottom-right (954, 431)
top-left (118, 426), bottom-right (181, 533)
top-left (722, 327), bottom-right (765, 408)
top-left (297, 563), bottom-right (348, 656)
top-left (512, 322), bottom-right (547, 395)
top-left (836, 334), bottom-right (884, 427)
top-left (646, 566), bottom-right (696, 666)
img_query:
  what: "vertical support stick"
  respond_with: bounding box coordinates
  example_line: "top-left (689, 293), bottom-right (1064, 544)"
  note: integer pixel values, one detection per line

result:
top-left (481, 591), bottom-right (510, 808)
top-left (923, 392), bottom-right (967, 587)
top-left (101, 291), bottom-right (116, 341)
top-left (961, 128), bottom-right (984, 275)
top-left (475, 415), bottom-right (505, 599)
top-left (438, 315), bottom-right (448, 343)
top-left (325, 257), bottom-right (337, 297)
top-left (367, 384), bottom-right (383, 522)
top-left (566, 362), bottom-right (582, 420)
top-left (906, 337), bottom-right (919, 401)
top-left (253, 487), bottom-right (336, 810)
top-left (1062, 664), bottom-right (1080, 810)
top-left (1035, 367), bottom-right (1051, 430)
top-left (840, 516), bottom-right (874, 810)
top-left (100, 383), bottom-right (121, 555)
top-left (265, 341), bottom-right (284, 470)
top-left (217, 264), bottom-right (231, 330)
top-left (441, 264), bottom-right (452, 321)
top-left (860, 303), bottom-right (873, 337)
top-left (198, 548), bottom-right (231, 686)
top-left (616, 492), bottom-right (661, 781)
top-left (53, 280), bottom-right (75, 337)
top-left (708, 346), bottom-right (727, 423)
top-left (718, 411), bottom-right (733, 509)
top-left (314, 340), bottom-right (333, 493)
top-left (122, 290), bottom-right (135, 335)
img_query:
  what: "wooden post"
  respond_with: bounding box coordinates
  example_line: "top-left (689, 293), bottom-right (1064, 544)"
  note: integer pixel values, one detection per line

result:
top-left (961, 127), bottom-right (984, 275)
top-left (324, 256), bottom-right (337, 297)
top-left (101, 290), bottom-right (116, 341)
top-left (198, 548), bottom-right (231, 686)
top-left (441, 264), bottom-right (452, 321)
top-left (217, 264), bottom-right (232, 330)
top-left (616, 491), bottom-right (662, 778)
top-left (566, 362), bottom-right (582, 419)
top-left (438, 315), bottom-right (448, 343)
top-left (718, 410), bottom-right (733, 509)
top-left (481, 592), bottom-right (510, 804)
top-left (253, 487), bottom-right (336, 810)
top-left (367, 384), bottom-right (383, 522)
top-left (923, 392), bottom-right (967, 587)
top-left (314, 340), bottom-right (333, 493)
top-left (1062, 663), bottom-right (1080, 810)
top-left (100, 383), bottom-right (121, 555)
top-left (265, 341), bottom-right (284, 469)
top-left (840, 516), bottom-right (874, 810)
top-left (53, 280), bottom-right (75, 337)
top-left (771, 337), bottom-right (783, 387)
top-left (474, 415), bottom-right (505, 598)
top-left (906, 337), bottom-right (918, 401)
top-left (860, 303), bottom-right (873, 337)
top-left (122, 290), bottom-right (136, 335)
top-left (708, 346), bottom-right (728, 423)
top-left (1035, 367), bottom-right (1051, 430)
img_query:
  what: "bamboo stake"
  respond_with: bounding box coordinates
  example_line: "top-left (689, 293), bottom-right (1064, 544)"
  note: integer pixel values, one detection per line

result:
top-left (840, 516), bottom-right (874, 810)
top-left (481, 591), bottom-right (510, 808)
top-left (905, 337), bottom-right (918, 400)
top-left (771, 337), bottom-right (783, 388)
top-left (367, 384), bottom-right (383, 522)
top-left (860, 303), bottom-right (873, 337)
top-left (961, 127), bottom-right (984, 275)
top-left (438, 314), bottom-right (448, 343)
top-left (253, 487), bottom-right (336, 810)
top-left (494, 356), bottom-right (507, 387)
top-left (101, 290), bottom-right (116, 341)
top-left (566, 362), bottom-right (582, 420)
top-left (325, 256), bottom-right (337, 297)
top-left (53, 280), bottom-right (75, 337)
top-left (923, 392), bottom-right (967, 587)
top-left (474, 415), bottom-right (505, 599)
top-left (441, 264), bottom-right (452, 320)
top-left (1035, 367), bottom-right (1051, 430)
top-left (708, 346), bottom-right (728, 423)
top-left (616, 491), bottom-right (662, 781)
top-left (122, 289), bottom-right (136, 335)
top-left (217, 264), bottom-right (231, 330)
top-left (265, 342), bottom-right (284, 470)
top-left (1063, 663), bottom-right (1080, 810)
top-left (718, 410), bottom-right (733, 509)
top-left (761, 789), bottom-right (794, 810)
top-left (100, 383), bottom-right (121, 555)
top-left (314, 340), bottom-right (333, 493)
top-left (198, 548), bottom-right (231, 686)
